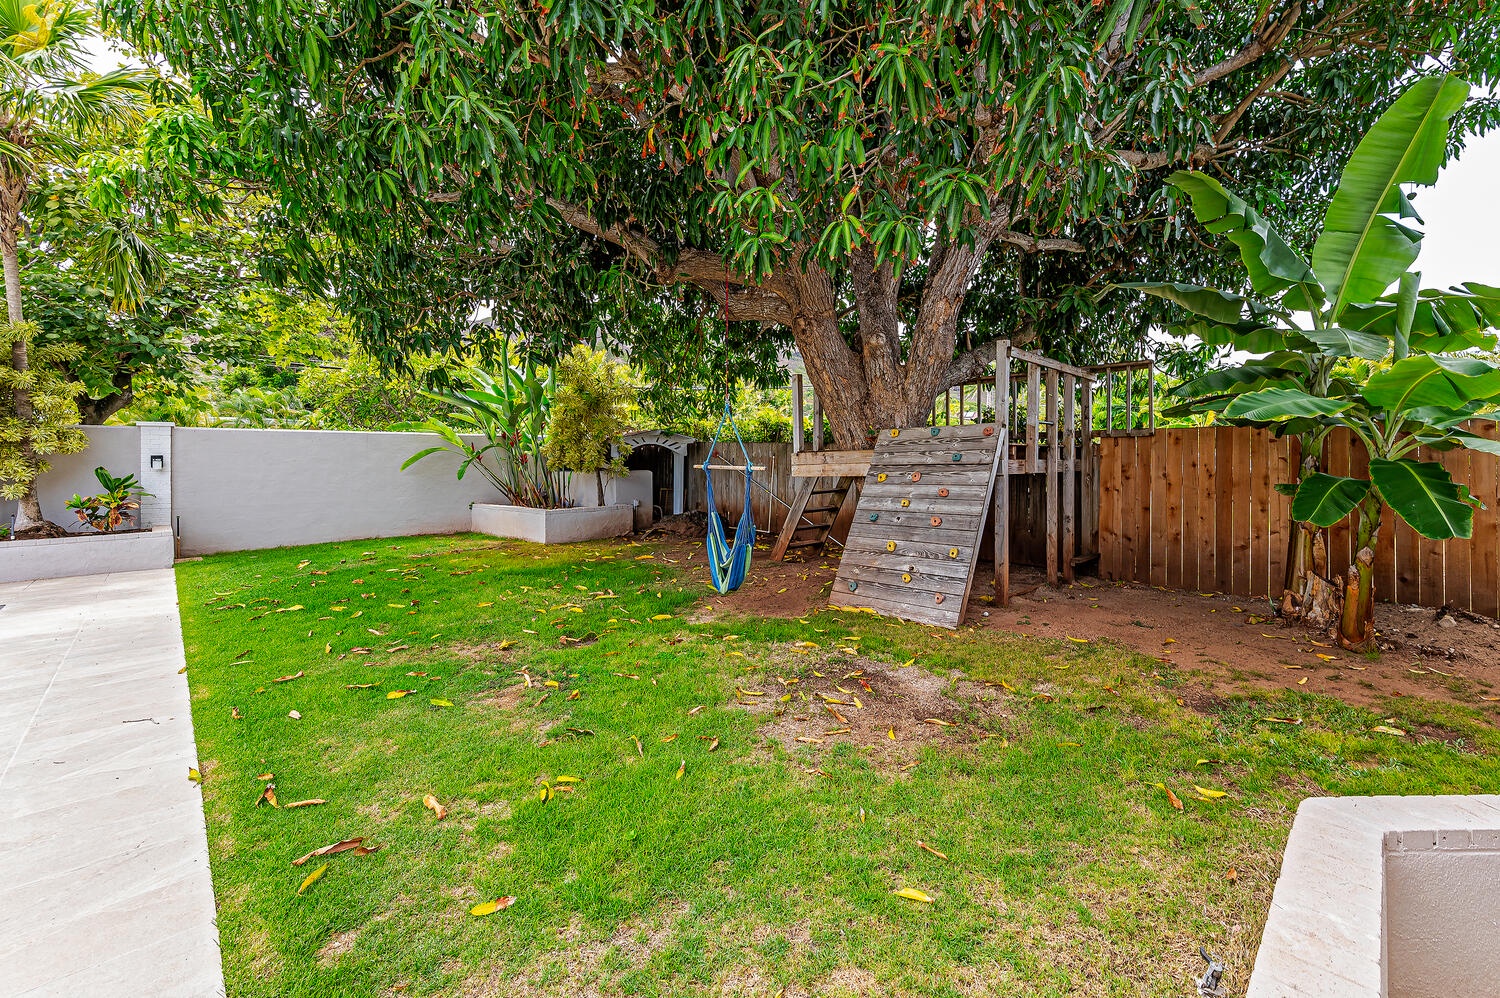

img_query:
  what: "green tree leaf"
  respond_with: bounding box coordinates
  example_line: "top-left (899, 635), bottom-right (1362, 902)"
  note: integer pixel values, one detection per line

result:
top-left (1222, 387), bottom-right (1352, 422)
top-left (1114, 282), bottom-right (1273, 325)
top-left (1166, 171), bottom-right (1320, 300)
top-left (1299, 326), bottom-right (1390, 361)
top-left (1369, 457), bottom-right (1475, 539)
top-left (1313, 75), bottom-right (1469, 318)
top-left (1291, 473), bottom-right (1371, 527)
top-left (1361, 355), bottom-right (1500, 412)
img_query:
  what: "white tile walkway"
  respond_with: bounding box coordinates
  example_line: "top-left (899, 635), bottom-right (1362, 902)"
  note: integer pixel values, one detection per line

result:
top-left (0, 571), bottom-right (225, 998)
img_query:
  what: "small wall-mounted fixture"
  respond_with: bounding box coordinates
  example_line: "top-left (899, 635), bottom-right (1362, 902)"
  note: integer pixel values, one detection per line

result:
top-left (149, 454), bottom-right (166, 471)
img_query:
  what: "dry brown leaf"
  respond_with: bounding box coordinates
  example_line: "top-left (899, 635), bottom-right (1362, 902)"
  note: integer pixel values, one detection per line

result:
top-left (292, 837), bottom-right (371, 866)
top-left (422, 794), bottom-right (448, 820)
top-left (285, 799), bottom-right (326, 809)
top-left (917, 840), bottom-right (948, 860)
top-left (256, 784), bottom-right (279, 808)
top-left (274, 671), bottom-right (304, 683)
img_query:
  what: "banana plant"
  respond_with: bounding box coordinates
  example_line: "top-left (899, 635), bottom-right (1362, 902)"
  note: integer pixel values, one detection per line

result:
top-left (1117, 74), bottom-right (1500, 649)
top-left (397, 341), bottom-right (567, 508)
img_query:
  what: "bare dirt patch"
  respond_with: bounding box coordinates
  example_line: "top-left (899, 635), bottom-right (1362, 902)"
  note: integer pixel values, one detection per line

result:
top-left (735, 649), bottom-right (1011, 766)
top-left (475, 684), bottom-right (527, 710)
top-left (984, 573), bottom-right (1500, 717)
top-left (316, 927), bottom-right (361, 965)
top-left (458, 900), bottom-right (691, 997)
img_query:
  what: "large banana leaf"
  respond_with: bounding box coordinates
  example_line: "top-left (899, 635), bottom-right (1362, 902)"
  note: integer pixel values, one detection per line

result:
top-left (1167, 171), bottom-right (1320, 300)
top-left (1369, 457), bottom-right (1475, 539)
top-left (1312, 75), bottom-right (1469, 319)
top-left (1361, 354), bottom-right (1500, 411)
top-left (1222, 387), bottom-right (1352, 421)
top-left (1168, 318), bottom-right (1310, 354)
top-left (1172, 359), bottom-right (1303, 399)
top-left (1116, 282), bottom-right (1275, 324)
top-left (1291, 473), bottom-right (1371, 527)
top-left (1300, 325), bottom-right (1390, 361)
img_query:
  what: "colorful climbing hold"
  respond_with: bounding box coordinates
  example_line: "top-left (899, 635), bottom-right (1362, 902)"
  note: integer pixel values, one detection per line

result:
top-left (910, 472), bottom-right (921, 482)
top-left (934, 594), bottom-right (945, 605)
top-left (886, 541), bottom-right (897, 552)
top-left (899, 499), bottom-right (910, 508)
top-left (983, 426), bottom-right (995, 437)
top-left (951, 452), bottom-right (962, 461)
top-left (901, 572), bottom-right (912, 583)
top-left (929, 426), bottom-right (941, 436)
top-left (937, 488), bottom-right (949, 498)
top-left (890, 428), bottom-right (900, 437)
top-left (868, 513), bottom-right (879, 522)
top-left (877, 472), bottom-right (887, 483)
top-left (930, 516), bottom-right (942, 526)
top-left (948, 548), bottom-right (959, 558)
top-left (849, 581), bottom-right (858, 592)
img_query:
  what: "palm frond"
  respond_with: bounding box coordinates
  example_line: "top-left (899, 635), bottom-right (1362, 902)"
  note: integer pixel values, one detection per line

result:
top-left (87, 217), bottom-right (165, 313)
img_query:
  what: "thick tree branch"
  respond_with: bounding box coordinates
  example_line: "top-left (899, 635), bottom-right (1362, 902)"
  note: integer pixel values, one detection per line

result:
top-left (544, 197), bottom-right (794, 323)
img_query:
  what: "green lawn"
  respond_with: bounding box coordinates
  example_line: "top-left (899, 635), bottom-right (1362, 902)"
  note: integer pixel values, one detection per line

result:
top-left (176, 534), bottom-right (1500, 997)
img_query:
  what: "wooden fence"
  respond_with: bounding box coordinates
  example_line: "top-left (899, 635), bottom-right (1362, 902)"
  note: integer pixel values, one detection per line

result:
top-left (686, 441), bottom-right (796, 533)
top-left (1098, 426), bottom-right (1500, 617)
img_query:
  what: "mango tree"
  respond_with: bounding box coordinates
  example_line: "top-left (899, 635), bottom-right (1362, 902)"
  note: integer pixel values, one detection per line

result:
top-left (1120, 75), bottom-right (1500, 647)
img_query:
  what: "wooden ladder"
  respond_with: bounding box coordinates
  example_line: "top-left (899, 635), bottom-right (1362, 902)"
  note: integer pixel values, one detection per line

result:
top-left (769, 476), bottom-right (858, 561)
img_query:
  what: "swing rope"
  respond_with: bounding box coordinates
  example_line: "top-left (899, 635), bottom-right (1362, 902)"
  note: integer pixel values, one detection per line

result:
top-left (702, 276), bottom-right (756, 594)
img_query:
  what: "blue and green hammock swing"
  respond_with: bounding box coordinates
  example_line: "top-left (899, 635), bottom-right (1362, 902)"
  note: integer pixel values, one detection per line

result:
top-left (701, 400), bottom-right (759, 594)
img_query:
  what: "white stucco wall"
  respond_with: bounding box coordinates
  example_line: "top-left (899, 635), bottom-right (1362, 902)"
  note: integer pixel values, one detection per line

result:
top-left (170, 427), bottom-right (502, 556)
top-left (1, 426), bottom-right (141, 534)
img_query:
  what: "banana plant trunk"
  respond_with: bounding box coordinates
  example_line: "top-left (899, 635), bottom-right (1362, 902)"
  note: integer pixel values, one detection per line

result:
top-left (1282, 432), bottom-right (1337, 628)
top-left (1337, 495), bottom-right (1383, 651)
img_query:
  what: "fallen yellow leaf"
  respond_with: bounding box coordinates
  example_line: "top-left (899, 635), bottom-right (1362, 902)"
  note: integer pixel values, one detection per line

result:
top-left (297, 863), bottom-right (328, 895)
top-left (1371, 725), bottom-right (1407, 736)
top-left (386, 689), bottom-right (413, 699)
top-left (892, 887), bottom-right (934, 903)
top-left (470, 896), bottom-right (516, 916)
top-left (423, 794), bottom-right (448, 820)
top-left (1193, 786), bottom-right (1227, 799)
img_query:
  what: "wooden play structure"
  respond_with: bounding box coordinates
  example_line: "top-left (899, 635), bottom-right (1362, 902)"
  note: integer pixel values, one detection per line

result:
top-left (772, 342), bottom-right (1154, 627)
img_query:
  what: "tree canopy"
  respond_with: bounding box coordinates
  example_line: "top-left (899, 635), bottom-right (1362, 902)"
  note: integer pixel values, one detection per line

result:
top-left (106, 0), bottom-right (1500, 446)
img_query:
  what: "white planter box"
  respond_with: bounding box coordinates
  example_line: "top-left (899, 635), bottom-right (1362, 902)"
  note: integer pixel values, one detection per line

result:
top-left (0, 525), bottom-right (176, 583)
top-left (471, 503), bottom-right (634, 544)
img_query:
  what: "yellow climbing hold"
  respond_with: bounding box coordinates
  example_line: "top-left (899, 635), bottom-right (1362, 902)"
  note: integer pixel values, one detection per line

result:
top-left (886, 541), bottom-right (897, 552)
top-left (902, 573), bottom-right (912, 583)
top-left (948, 548), bottom-right (959, 558)
top-left (877, 473), bottom-right (887, 483)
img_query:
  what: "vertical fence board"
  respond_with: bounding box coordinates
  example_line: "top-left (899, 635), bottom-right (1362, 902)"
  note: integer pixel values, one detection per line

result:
top-left (1162, 431), bottom-right (1184, 590)
top-left (1196, 428), bottom-right (1219, 595)
top-left (1249, 430), bottom-right (1271, 599)
top-left (1147, 434), bottom-right (1168, 587)
top-left (1100, 439), bottom-right (1121, 580)
top-left (1118, 436), bottom-right (1140, 582)
top-left (1181, 431), bottom-right (1201, 592)
top-left (1472, 422), bottom-right (1500, 617)
top-left (1266, 436), bottom-right (1293, 600)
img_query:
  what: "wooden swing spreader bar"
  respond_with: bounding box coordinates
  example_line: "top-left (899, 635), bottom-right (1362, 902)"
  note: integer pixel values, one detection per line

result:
top-left (703, 464), bottom-right (768, 472)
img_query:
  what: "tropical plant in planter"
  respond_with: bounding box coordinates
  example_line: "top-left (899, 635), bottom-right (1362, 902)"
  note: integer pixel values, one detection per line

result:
top-left (542, 345), bottom-right (634, 507)
top-left (398, 342), bottom-right (567, 507)
top-left (65, 465), bottom-right (153, 532)
top-left (1120, 74), bottom-right (1500, 650)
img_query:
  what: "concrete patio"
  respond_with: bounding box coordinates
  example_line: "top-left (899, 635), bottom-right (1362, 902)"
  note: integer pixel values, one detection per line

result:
top-left (0, 570), bottom-right (224, 997)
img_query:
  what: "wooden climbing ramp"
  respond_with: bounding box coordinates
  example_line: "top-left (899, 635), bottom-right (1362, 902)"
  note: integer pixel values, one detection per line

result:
top-left (831, 424), bottom-right (1006, 628)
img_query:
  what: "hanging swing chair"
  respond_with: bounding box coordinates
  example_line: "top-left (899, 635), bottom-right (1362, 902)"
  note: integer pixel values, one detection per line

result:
top-left (702, 400), bottom-right (759, 594)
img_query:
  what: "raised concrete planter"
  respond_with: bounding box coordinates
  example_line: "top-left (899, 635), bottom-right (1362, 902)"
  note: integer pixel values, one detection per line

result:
top-left (1249, 794), bottom-right (1500, 997)
top-left (471, 503), bottom-right (633, 544)
top-left (0, 525), bottom-right (176, 583)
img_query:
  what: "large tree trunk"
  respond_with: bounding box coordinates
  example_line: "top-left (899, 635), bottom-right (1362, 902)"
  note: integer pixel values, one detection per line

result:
top-left (781, 231), bottom-right (1004, 451)
top-left (2, 171), bottom-right (64, 537)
